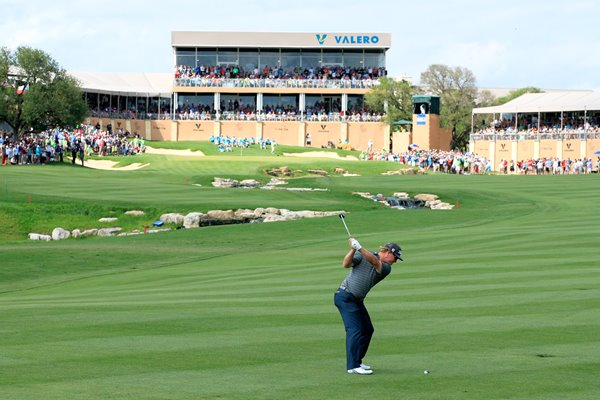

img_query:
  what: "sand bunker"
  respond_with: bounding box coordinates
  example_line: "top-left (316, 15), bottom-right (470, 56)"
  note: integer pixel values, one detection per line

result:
top-left (85, 159), bottom-right (150, 171)
top-left (283, 151), bottom-right (358, 160)
top-left (144, 146), bottom-right (205, 156)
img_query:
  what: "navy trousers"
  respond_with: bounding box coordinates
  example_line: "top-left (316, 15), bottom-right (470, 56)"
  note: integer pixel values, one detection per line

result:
top-left (334, 289), bottom-right (374, 370)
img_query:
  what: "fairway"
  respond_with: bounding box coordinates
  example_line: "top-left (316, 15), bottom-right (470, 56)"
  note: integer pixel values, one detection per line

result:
top-left (1, 151), bottom-right (600, 400)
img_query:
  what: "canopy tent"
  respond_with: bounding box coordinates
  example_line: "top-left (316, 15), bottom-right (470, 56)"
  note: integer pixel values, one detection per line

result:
top-left (68, 71), bottom-right (172, 97)
top-left (472, 91), bottom-right (600, 115)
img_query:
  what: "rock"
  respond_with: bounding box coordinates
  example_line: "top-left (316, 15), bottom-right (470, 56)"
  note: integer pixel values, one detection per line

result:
top-left (307, 168), bottom-right (329, 176)
top-left (97, 227), bottom-right (123, 237)
top-left (52, 227), bottom-right (71, 240)
top-left (266, 178), bottom-right (287, 186)
top-left (415, 193), bottom-right (439, 202)
top-left (212, 177), bottom-right (238, 188)
top-left (124, 210), bottom-right (145, 216)
top-left (160, 213), bottom-right (185, 225)
top-left (334, 167), bottom-right (348, 174)
top-left (28, 233), bottom-right (52, 241)
top-left (263, 214), bottom-right (288, 222)
top-left (393, 192), bottom-right (410, 198)
top-left (184, 212), bottom-right (207, 228)
top-left (239, 179), bottom-right (261, 188)
top-left (265, 166), bottom-right (293, 177)
top-left (207, 209), bottom-right (235, 220)
top-left (234, 209), bottom-right (259, 219)
top-left (99, 217), bottom-right (118, 223)
top-left (72, 229), bottom-right (82, 238)
top-left (81, 228), bottom-right (98, 237)
top-left (265, 207), bottom-right (280, 215)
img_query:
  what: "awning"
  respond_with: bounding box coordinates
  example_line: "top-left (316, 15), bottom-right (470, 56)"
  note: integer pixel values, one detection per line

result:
top-left (473, 91), bottom-right (600, 114)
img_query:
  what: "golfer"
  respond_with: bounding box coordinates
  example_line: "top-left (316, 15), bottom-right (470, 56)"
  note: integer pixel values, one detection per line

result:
top-left (334, 238), bottom-right (402, 375)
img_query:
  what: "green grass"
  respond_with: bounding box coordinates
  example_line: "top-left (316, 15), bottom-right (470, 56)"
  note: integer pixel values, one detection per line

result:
top-left (1, 147), bottom-right (600, 399)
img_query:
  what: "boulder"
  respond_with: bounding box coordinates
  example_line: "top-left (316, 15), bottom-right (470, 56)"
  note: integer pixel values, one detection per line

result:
top-left (99, 217), bottom-right (118, 223)
top-left (81, 228), bottom-right (98, 237)
top-left (124, 210), bottom-right (145, 216)
top-left (239, 179), bottom-right (261, 188)
top-left (52, 227), bottom-right (71, 240)
top-left (97, 227), bottom-right (123, 237)
top-left (71, 229), bottom-right (82, 238)
top-left (265, 207), bottom-right (280, 215)
top-left (234, 209), bottom-right (259, 219)
top-left (184, 212), bottom-right (207, 228)
top-left (160, 213), bottom-right (185, 225)
top-left (207, 210), bottom-right (235, 220)
top-left (253, 207), bottom-right (266, 217)
top-left (212, 177), bottom-right (238, 188)
top-left (334, 167), bottom-right (348, 174)
top-left (28, 233), bottom-right (52, 241)
top-left (415, 193), bottom-right (439, 202)
top-left (307, 168), bottom-right (329, 176)
top-left (263, 214), bottom-right (288, 222)
top-left (393, 192), bottom-right (410, 198)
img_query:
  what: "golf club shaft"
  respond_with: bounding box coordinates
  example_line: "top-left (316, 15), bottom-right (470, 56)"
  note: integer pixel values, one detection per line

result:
top-left (340, 216), bottom-right (352, 238)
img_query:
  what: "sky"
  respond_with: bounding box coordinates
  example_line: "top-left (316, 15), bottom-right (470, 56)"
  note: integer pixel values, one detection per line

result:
top-left (1, 0), bottom-right (599, 91)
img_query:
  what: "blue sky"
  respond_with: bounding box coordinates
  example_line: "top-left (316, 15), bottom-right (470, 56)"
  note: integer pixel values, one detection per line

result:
top-left (1, 0), bottom-right (599, 90)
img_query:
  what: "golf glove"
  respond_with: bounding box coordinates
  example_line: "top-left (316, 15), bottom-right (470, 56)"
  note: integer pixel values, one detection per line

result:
top-left (351, 238), bottom-right (362, 251)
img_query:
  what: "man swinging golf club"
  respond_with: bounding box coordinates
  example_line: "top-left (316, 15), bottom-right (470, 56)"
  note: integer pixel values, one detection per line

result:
top-left (334, 215), bottom-right (403, 375)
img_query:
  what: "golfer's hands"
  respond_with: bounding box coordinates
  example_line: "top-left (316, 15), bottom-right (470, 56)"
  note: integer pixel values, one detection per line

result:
top-left (350, 238), bottom-right (362, 251)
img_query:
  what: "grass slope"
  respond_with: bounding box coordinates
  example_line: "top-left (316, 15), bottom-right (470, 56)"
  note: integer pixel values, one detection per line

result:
top-left (1, 148), bottom-right (600, 400)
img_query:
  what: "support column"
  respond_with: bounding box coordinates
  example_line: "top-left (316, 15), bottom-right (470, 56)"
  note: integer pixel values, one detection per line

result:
top-left (170, 120), bottom-right (178, 142)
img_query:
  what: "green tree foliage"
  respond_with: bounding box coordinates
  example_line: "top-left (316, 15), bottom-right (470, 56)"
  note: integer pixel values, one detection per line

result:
top-left (364, 77), bottom-right (414, 125)
top-left (420, 64), bottom-right (478, 150)
top-left (0, 46), bottom-right (87, 136)
top-left (495, 86), bottom-right (542, 105)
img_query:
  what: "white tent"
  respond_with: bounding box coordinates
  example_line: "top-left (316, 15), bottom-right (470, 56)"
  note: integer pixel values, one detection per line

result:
top-left (69, 71), bottom-right (172, 97)
top-left (473, 91), bottom-right (600, 114)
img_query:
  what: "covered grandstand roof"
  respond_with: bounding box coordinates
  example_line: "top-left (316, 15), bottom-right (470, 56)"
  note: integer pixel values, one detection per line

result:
top-left (69, 71), bottom-right (172, 97)
top-left (473, 90), bottom-right (600, 114)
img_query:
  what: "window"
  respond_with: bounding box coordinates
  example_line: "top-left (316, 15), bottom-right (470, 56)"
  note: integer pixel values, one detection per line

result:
top-left (301, 50), bottom-right (321, 69)
top-left (239, 48), bottom-right (259, 73)
top-left (343, 50), bottom-right (364, 69)
top-left (176, 48), bottom-right (196, 67)
top-left (197, 48), bottom-right (217, 67)
top-left (218, 49), bottom-right (238, 65)
top-left (364, 50), bottom-right (385, 69)
top-left (259, 50), bottom-right (280, 69)
top-left (322, 49), bottom-right (343, 66)
top-left (281, 49), bottom-right (301, 70)
top-left (263, 94), bottom-right (298, 112)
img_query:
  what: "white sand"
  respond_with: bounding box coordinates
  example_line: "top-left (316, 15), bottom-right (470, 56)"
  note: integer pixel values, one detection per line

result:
top-left (283, 151), bottom-right (359, 160)
top-left (84, 159), bottom-right (150, 171)
top-left (144, 146), bottom-right (205, 156)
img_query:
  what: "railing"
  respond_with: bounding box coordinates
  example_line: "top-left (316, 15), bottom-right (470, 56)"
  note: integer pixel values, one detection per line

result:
top-left (470, 132), bottom-right (600, 141)
top-left (173, 77), bottom-right (381, 89)
top-left (174, 111), bottom-right (385, 123)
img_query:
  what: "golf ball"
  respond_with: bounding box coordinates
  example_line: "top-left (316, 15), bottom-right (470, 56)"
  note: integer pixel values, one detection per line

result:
top-left (424, 369), bottom-right (429, 375)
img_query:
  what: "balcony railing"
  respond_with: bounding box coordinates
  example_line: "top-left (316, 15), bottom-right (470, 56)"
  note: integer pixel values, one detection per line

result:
top-left (173, 77), bottom-right (381, 89)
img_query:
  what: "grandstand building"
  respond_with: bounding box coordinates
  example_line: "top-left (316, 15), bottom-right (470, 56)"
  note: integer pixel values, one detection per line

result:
top-left (82, 31), bottom-right (407, 153)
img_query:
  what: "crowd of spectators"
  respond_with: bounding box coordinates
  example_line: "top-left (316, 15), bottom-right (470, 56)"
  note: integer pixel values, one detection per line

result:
top-left (0, 124), bottom-right (146, 166)
top-left (362, 148), bottom-right (494, 174)
top-left (209, 135), bottom-right (275, 152)
top-left (473, 118), bottom-right (600, 140)
top-left (495, 157), bottom-right (599, 175)
top-left (175, 64), bottom-right (387, 80)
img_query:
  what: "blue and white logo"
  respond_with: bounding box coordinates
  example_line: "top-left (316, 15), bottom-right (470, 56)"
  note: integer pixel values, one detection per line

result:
top-left (315, 34), bottom-right (328, 45)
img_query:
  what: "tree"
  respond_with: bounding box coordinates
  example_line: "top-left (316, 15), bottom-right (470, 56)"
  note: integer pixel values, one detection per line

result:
top-left (420, 64), bottom-right (478, 150)
top-left (364, 77), bottom-right (414, 125)
top-left (0, 46), bottom-right (87, 137)
top-left (495, 87), bottom-right (542, 105)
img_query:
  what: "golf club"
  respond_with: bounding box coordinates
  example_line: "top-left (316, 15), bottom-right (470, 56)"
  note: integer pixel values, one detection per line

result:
top-left (339, 213), bottom-right (352, 238)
